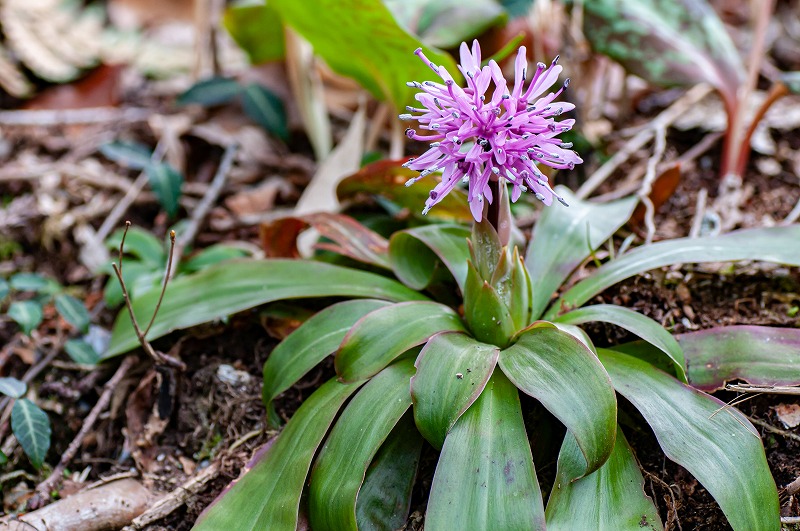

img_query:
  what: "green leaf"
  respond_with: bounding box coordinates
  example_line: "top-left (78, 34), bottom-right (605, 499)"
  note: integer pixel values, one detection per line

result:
top-left (11, 399), bottom-right (51, 469)
top-left (146, 163), bottom-right (184, 217)
top-left (782, 72), bottom-right (800, 94)
top-left (241, 83), bottom-right (288, 140)
top-left (107, 259), bottom-right (427, 357)
top-left (177, 77), bottom-right (243, 107)
top-left (223, 1), bottom-right (285, 64)
top-left (194, 378), bottom-right (361, 530)
top-left (106, 226), bottom-right (166, 267)
top-left (0, 277), bottom-right (8, 301)
top-left (55, 294), bottom-right (90, 333)
top-left (499, 0), bottom-right (534, 18)
top-left (411, 331), bottom-right (499, 449)
top-left (528, 187), bottom-right (637, 320)
top-left (9, 272), bottom-right (50, 293)
top-left (547, 225), bottom-right (800, 321)
top-left (545, 426), bottom-right (663, 531)
top-left (389, 225), bottom-right (470, 291)
top-left (309, 357), bottom-right (415, 531)
top-left (0, 449), bottom-right (6, 465)
top-left (577, 0), bottom-right (744, 99)
top-left (463, 261), bottom-right (516, 347)
top-left (555, 304), bottom-right (686, 382)
top-left (386, 0), bottom-right (507, 49)
top-left (270, 0), bottom-right (458, 111)
top-left (99, 140), bottom-right (153, 170)
top-left (500, 325), bottom-right (617, 478)
top-left (426, 370), bottom-right (546, 530)
top-left (678, 325), bottom-right (800, 392)
top-left (262, 299), bottom-right (390, 408)
top-left (356, 412), bottom-right (423, 530)
top-left (8, 300), bottom-right (43, 335)
top-left (336, 301), bottom-right (465, 382)
top-left (182, 245), bottom-right (249, 273)
top-left (598, 349), bottom-right (780, 531)
top-left (64, 339), bottom-right (101, 365)
top-left (0, 377), bottom-right (26, 398)
top-left (103, 261), bottom-right (158, 308)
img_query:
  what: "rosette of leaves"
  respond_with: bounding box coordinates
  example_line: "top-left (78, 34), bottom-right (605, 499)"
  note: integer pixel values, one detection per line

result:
top-left (105, 188), bottom-right (800, 530)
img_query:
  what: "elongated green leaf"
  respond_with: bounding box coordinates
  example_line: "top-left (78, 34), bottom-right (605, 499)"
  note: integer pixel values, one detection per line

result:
top-left (426, 370), bottom-right (545, 530)
top-left (0, 377), bottom-right (26, 399)
top-left (464, 262), bottom-right (516, 347)
top-left (0, 278), bottom-right (8, 301)
top-left (500, 325), bottom-right (617, 478)
top-left (11, 399), bottom-right (51, 469)
top-left (270, 0), bottom-right (458, 110)
top-left (8, 300), bottom-right (43, 335)
top-left (578, 0), bottom-right (744, 99)
top-left (411, 331), bottom-right (499, 448)
top-left (389, 225), bottom-right (471, 291)
top-left (64, 339), bottom-right (101, 365)
top-left (356, 412), bottom-right (423, 531)
top-left (262, 299), bottom-right (390, 406)
top-left (547, 225), bottom-right (800, 321)
top-left (309, 357), bottom-right (415, 531)
top-left (55, 294), bottom-right (90, 333)
top-left (223, 2), bottom-right (285, 64)
top-left (99, 140), bottom-right (153, 170)
top-left (242, 83), bottom-right (288, 140)
top-left (182, 245), bottom-right (249, 272)
top-left (106, 226), bottom-right (166, 267)
top-left (194, 378), bottom-right (361, 530)
top-left (0, 449), bottom-right (6, 465)
top-left (555, 304), bottom-right (686, 382)
top-left (107, 259), bottom-right (427, 357)
top-left (336, 301), bottom-right (465, 382)
top-left (598, 349), bottom-right (780, 531)
top-left (386, 0), bottom-right (506, 48)
top-left (146, 163), bottom-right (184, 217)
top-left (528, 187), bottom-right (637, 320)
top-left (545, 426), bottom-right (663, 531)
top-left (679, 325), bottom-right (800, 392)
top-left (177, 77), bottom-right (243, 107)
top-left (9, 272), bottom-right (50, 292)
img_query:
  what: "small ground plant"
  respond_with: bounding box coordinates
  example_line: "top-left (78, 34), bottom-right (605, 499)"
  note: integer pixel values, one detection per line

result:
top-left (103, 41), bottom-right (800, 530)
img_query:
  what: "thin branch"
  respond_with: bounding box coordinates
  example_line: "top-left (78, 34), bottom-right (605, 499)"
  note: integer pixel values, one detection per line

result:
top-left (144, 231), bottom-right (176, 337)
top-left (29, 355), bottom-right (138, 509)
top-left (688, 188), bottom-right (708, 238)
top-left (748, 416), bottom-right (800, 443)
top-left (0, 107), bottom-right (152, 126)
top-left (726, 383), bottom-right (800, 395)
top-left (637, 125), bottom-right (667, 245)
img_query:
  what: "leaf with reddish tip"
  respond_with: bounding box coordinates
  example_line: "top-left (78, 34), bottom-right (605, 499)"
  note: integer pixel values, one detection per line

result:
top-left (426, 370), bottom-right (546, 530)
top-left (598, 349), bottom-right (780, 531)
top-left (678, 325), bottom-right (800, 392)
top-left (389, 225), bottom-right (470, 291)
top-left (500, 325), bottom-right (617, 478)
top-left (545, 426), bottom-right (663, 531)
top-left (528, 186), bottom-right (638, 321)
top-left (260, 213), bottom-right (391, 268)
top-left (336, 301), bottom-right (466, 382)
top-left (411, 332), bottom-right (499, 448)
top-left (309, 357), bottom-right (415, 531)
top-left (194, 378), bottom-right (362, 530)
top-left (555, 304), bottom-right (686, 382)
top-left (547, 225), bottom-right (800, 321)
top-left (579, 0), bottom-right (744, 102)
top-left (337, 159), bottom-right (472, 222)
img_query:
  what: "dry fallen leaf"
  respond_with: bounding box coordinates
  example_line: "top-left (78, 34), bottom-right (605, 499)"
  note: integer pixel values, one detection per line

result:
top-left (774, 403), bottom-right (800, 428)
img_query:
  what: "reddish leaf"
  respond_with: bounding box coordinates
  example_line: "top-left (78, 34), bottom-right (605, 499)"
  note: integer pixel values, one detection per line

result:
top-left (23, 65), bottom-right (122, 110)
top-left (630, 162), bottom-right (682, 229)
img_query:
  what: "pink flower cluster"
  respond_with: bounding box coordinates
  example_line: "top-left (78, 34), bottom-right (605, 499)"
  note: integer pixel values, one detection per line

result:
top-left (401, 40), bottom-right (582, 221)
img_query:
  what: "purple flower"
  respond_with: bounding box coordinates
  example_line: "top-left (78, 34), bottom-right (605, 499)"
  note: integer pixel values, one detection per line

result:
top-left (401, 40), bottom-right (582, 221)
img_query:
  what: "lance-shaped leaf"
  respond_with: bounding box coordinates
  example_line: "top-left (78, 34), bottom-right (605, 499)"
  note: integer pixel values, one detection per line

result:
top-left (555, 304), bottom-right (686, 382)
top-left (356, 412), bottom-right (423, 531)
top-left (500, 325), bottom-right (617, 478)
top-left (679, 325), bottom-right (800, 392)
top-left (547, 225), bottom-right (800, 321)
top-left (545, 426), bottom-right (663, 531)
top-left (336, 301), bottom-right (465, 382)
top-left (578, 0), bottom-right (744, 103)
top-left (263, 299), bottom-right (390, 408)
top-left (194, 378), bottom-right (361, 530)
top-left (107, 259), bottom-right (427, 357)
top-left (309, 357), bottom-right (415, 531)
top-left (598, 349), bottom-right (780, 531)
top-left (426, 370), bottom-right (545, 530)
top-left (12, 399), bottom-right (51, 469)
top-left (527, 187), bottom-right (637, 320)
top-left (0, 377), bottom-right (26, 398)
top-left (411, 332), bottom-right (499, 448)
top-left (389, 225), bottom-right (471, 291)
top-left (270, 0), bottom-right (458, 111)
top-left (464, 261), bottom-right (516, 347)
